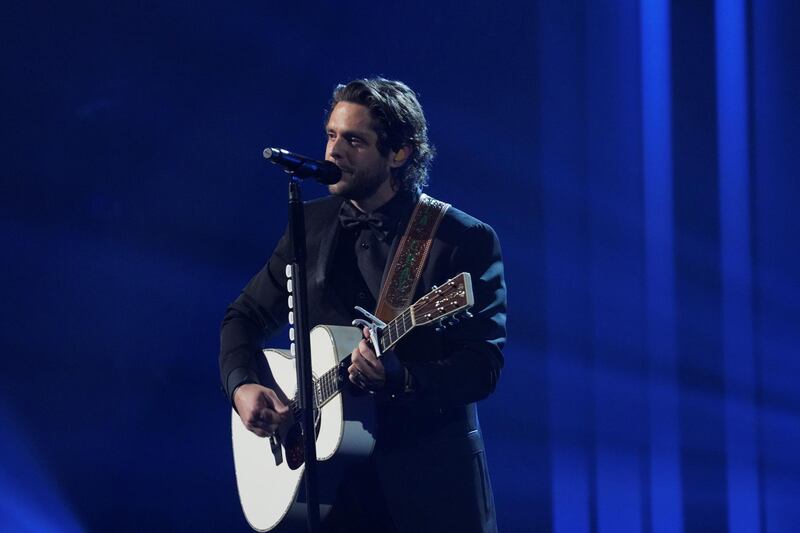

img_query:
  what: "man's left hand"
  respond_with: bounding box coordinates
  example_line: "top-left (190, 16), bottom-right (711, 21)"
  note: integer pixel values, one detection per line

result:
top-left (348, 327), bottom-right (386, 390)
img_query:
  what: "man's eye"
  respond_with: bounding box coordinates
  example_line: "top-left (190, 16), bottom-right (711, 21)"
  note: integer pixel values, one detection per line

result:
top-left (349, 137), bottom-right (363, 145)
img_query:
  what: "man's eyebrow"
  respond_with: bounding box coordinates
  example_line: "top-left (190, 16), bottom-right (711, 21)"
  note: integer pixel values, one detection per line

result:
top-left (326, 126), bottom-right (371, 139)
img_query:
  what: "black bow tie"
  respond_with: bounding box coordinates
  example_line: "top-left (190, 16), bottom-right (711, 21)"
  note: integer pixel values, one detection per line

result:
top-left (339, 205), bottom-right (391, 241)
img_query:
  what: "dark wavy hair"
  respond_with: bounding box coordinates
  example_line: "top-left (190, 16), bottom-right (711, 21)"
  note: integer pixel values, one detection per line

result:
top-left (327, 78), bottom-right (435, 192)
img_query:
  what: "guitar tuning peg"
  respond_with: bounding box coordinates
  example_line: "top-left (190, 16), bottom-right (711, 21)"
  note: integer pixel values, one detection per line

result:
top-left (464, 311), bottom-right (474, 319)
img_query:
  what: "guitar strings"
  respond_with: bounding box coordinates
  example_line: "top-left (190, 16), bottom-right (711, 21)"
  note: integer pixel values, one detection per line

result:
top-left (285, 306), bottom-right (415, 419)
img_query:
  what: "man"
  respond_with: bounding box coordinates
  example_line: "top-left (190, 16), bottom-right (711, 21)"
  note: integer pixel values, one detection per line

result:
top-left (219, 78), bottom-right (506, 532)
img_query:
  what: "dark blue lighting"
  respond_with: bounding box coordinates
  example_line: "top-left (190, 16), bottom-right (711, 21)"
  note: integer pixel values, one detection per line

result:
top-left (2, 1), bottom-right (799, 531)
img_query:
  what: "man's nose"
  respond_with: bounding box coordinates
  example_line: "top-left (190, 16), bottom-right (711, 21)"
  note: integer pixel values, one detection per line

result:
top-left (327, 137), bottom-right (346, 161)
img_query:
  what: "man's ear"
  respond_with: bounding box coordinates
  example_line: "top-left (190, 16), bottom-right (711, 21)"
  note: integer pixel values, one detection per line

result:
top-left (389, 145), bottom-right (413, 168)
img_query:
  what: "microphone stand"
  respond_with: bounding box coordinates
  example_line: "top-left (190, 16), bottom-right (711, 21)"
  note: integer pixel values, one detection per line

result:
top-left (286, 177), bottom-right (320, 533)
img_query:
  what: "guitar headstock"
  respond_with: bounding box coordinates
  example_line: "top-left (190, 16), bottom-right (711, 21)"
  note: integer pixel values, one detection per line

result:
top-left (412, 272), bottom-right (474, 327)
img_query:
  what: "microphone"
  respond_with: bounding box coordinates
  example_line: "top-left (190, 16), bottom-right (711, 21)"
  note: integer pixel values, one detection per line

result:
top-left (263, 147), bottom-right (341, 184)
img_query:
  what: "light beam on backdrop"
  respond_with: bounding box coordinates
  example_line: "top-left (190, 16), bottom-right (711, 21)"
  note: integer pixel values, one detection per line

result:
top-left (0, 407), bottom-right (84, 532)
top-left (715, 0), bottom-right (761, 531)
top-left (640, 0), bottom-right (683, 532)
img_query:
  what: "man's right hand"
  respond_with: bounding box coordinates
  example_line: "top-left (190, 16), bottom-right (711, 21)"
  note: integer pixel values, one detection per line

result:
top-left (234, 383), bottom-right (290, 438)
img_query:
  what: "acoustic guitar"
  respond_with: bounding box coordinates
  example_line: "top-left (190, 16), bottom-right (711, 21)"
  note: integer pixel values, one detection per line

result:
top-left (231, 272), bottom-right (474, 531)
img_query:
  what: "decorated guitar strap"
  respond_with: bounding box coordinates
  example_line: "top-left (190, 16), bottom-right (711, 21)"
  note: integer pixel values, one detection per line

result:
top-left (374, 193), bottom-right (450, 323)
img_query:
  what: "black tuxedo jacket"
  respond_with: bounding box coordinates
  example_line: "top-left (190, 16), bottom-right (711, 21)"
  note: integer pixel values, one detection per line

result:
top-left (219, 194), bottom-right (507, 533)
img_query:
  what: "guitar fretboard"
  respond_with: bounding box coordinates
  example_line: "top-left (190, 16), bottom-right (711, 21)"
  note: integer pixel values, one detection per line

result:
top-left (377, 307), bottom-right (414, 353)
top-left (288, 306), bottom-right (417, 417)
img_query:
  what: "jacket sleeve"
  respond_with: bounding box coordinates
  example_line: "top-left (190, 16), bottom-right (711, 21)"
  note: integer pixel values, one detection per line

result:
top-left (404, 222), bottom-right (507, 408)
top-left (219, 233), bottom-right (291, 405)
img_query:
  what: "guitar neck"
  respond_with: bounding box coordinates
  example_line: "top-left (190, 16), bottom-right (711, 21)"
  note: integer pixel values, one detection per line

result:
top-left (298, 309), bottom-right (417, 414)
top-left (376, 307), bottom-right (415, 354)
top-left (297, 272), bottom-right (472, 413)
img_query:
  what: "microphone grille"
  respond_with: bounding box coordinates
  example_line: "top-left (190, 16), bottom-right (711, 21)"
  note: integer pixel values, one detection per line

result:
top-left (262, 147), bottom-right (274, 159)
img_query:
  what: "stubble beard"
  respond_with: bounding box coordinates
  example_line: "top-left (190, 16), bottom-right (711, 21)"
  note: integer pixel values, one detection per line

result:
top-left (328, 167), bottom-right (390, 201)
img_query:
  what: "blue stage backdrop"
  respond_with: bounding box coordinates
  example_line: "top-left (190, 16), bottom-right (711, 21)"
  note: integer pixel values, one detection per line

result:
top-left (1, 1), bottom-right (798, 531)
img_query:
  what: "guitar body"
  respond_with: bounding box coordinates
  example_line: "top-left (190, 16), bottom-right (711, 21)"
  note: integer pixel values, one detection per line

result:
top-left (231, 325), bottom-right (375, 532)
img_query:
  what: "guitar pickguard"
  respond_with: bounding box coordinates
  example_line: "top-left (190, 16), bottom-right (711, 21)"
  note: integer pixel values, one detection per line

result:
top-left (282, 409), bottom-right (323, 470)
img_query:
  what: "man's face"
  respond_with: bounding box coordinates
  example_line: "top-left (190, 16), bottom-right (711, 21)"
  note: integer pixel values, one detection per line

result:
top-left (325, 102), bottom-right (393, 200)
